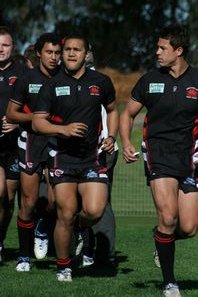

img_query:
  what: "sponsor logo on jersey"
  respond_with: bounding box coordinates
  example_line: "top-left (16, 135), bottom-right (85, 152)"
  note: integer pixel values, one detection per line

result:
top-left (55, 86), bottom-right (70, 96)
top-left (89, 85), bottom-right (100, 96)
top-left (186, 87), bottom-right (198, 100)
top-left (29, 84), bottom-right (42, 93)
top-left (149, 83), bottom-right (165, 93)
top-left (99, 173), bottom-right (108, 179)
top-left (87, 169), bottom-right (98, 178)
top-left (9, 76), bottom-right (17, 85)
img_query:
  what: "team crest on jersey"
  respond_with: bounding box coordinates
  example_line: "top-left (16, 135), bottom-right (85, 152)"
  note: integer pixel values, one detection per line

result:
top-left (186, 87), bottom-right (198, 100)
top-left (54, 169), bottom-right (64, 177)
top-left (29, 84), bottom-right (42, 94)
top-left (27, 162), bottom-right (33, 168)
top-left (0, 76), bottom-right (4, 82)
top-left (55, 86), bottom-right (70, 96)
top-left (9, 76), bottom-right (17, 85)
top-left (149, 83), bottom-right (165, 93)
top-left (89, 85), bottom-right (100, 96)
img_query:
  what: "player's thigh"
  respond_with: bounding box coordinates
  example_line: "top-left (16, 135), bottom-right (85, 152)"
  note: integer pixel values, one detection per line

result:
top-left (0, 166), bottom-right (6, 197)
top-left (44, 168), bottom-right (55, 205)
top-left (150, 177), bottom-right (179, 216)
top-left (79, 182), bottom-right (108, 215)
top-left (6, 179), bottom-right (19, 201)
top-left (178, 190), bottom-right (198, 234)
top-left (54, 182), bottom-right (78, 219)
top-left (20, 171), bottom-right (40, 200)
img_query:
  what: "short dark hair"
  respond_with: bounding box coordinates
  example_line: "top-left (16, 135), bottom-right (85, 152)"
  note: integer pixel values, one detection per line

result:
top-left (34, 32), bottom-right (61, 54)
top-left (62, 33), bottom-right (90, 52)
top-left (0, 26), bottom-right (14, 44)
top-left (159, 24), bottom-right (189, 57)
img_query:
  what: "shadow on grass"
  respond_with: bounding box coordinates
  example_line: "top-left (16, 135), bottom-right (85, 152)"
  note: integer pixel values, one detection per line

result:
top-left (1, 247), bottom-right (55, 270)
top-left (2, 247), bottom-right (18, 262)
top-left (132, 279), bottom-right (198, 291)
top-left (179, 280), bottom-right (198, 290)
top-left (71, 250), bottom-right (134, 278)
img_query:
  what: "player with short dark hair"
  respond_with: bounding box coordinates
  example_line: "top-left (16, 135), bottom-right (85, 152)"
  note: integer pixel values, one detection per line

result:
top-left (119, 24), bottom-right (198, 297)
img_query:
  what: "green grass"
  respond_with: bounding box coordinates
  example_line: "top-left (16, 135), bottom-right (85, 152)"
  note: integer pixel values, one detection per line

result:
top-left (112, 118), bottom-right (156, 217)
top-left (1, 216), bottom-right (197, 297)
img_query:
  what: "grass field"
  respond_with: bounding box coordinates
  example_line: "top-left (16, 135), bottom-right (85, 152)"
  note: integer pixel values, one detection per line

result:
top-left (1, 108), bottom-right (197, 296)
top-left (111, 110), bottom-right (156, 217)
top-left (1, 216), bottom-right (197, 297)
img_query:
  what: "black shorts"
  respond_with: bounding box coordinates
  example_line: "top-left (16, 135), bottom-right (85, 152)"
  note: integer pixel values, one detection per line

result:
top-left (49, 166), bottom-right (108, 185)
top-left (142, 141), bottom-right (198, 193)
top-left (19, 160), bottom-right (47, 176)
top-left (0, 150), bottom-right (19, 180)
top-left (18, 130), bottom-right (48, 175)
top-left (145, 167), bottom-right (198, 194)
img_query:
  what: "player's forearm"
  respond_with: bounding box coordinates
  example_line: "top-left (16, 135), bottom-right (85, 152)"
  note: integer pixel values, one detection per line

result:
top-left (6, 110), bottom-right (32, 124)
top-left (32, 116), bottom-right (62, 136)
top-left (107, 108), bottom-right (119, 139)
top-left (119, 112), bottom-right (134, 148)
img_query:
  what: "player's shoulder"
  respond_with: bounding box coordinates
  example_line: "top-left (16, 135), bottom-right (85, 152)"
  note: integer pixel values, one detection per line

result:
top-left (187, 65), bottom-right (198, 75)
top-left (7, 61), bottom-right (28, 77)
top-left (86, 68), bottom-right (113, 84)
top-left (139, 68), bottom-right (169, 84)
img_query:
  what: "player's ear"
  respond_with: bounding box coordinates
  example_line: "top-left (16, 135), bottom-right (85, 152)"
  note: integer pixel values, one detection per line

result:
top-left (177, 46), bottom-right (183, 57)
top-left (85, 51), bottom-right (94, 63)
top-left (36, 51), bottom-right (41, 58)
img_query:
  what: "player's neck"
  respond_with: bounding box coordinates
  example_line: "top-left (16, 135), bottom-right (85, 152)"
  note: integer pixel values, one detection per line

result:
top-left (0, 59), bottom-right (12, 70)
top-left (65, 66), bottom-right (86, 79)
top-left (39, 64), bottom-right (57, 78)
top-left (169, 59), bottom-right (189, 78)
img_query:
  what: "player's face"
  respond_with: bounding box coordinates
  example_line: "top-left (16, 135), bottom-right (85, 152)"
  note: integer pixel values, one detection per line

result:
top-left (39, 42), bottom-right (61, 71)
top-left (62, 38), bottom-right (87, 76)
top-left (156, 38), bottom-right (182, 68)
top-left (0, 34), bottom-right (14, 63)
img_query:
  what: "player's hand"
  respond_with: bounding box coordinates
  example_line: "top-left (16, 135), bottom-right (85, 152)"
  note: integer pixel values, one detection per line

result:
top-left (59, 122), bottom-right (88, 138)
top-left (2, 116), bottom-right (19, 133)
top-left (122, 144), bottom-right (140, 163)
top-left (101, 136), bottom-right (115, 154)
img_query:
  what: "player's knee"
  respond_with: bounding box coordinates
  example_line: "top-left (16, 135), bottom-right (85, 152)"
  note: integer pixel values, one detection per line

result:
top-left (83, 208), bottom-right (103, 221)
top-left (59, 210), bottom-right (76, 227)
top-left (160, 213), bottom-right (177, 230)
top-left (180, 223), bottom-right (197, 237)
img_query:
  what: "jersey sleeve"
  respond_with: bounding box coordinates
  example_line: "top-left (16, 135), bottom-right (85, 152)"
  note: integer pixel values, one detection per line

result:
top-left (11, 73), bottom-right (30, 106)
top-left (34, 82), bottom-right (53, 114)
top-left (101, 75), bottom-right (116, 107)
top-left (131, 74), bottom-right (146, 105)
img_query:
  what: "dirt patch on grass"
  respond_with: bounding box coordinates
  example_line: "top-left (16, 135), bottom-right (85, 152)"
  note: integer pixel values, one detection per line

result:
top-left (98, 67), bottom-right (143, 104)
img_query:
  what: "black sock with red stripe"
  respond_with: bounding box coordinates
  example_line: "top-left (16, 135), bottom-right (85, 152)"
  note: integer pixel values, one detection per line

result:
top-left (155, 229), bottom-right (176, 285)
top-left (17, 216), bottom-right (34, 258)
top-left (56, 257), bottom-right (71, 271)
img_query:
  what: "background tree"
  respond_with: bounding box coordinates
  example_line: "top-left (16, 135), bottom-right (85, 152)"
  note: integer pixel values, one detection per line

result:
top-left (0, 0), bottom-right (192, 71)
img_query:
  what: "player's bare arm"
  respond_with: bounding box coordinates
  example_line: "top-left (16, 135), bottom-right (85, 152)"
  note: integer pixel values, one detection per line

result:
top-left (32, 112), bottom-right (88, 137)
top-left (6, 101), bottom-right (33, 123)
top-left (119, 98), bottom-right (143, 163)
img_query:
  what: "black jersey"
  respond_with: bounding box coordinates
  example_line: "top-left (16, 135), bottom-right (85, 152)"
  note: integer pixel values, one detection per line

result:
top-left (12, 66), bottom-right (59, 165)
top-left (0, 61), bottom-right (27, 119)
top-left (132, 66), bottom-right (198, 177)
top-left (0, 61), bottom-right (27, 151)
top-left (35, 68), bottom-right (115, 168)
top-left (12, 66), bottom-right (55, 132)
